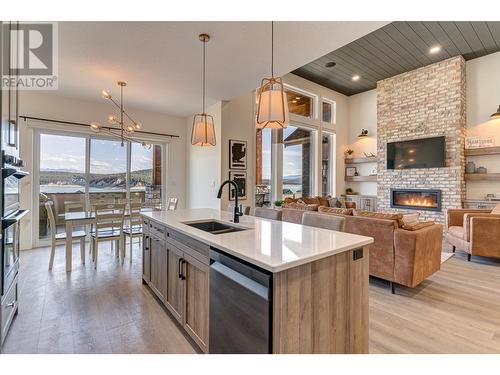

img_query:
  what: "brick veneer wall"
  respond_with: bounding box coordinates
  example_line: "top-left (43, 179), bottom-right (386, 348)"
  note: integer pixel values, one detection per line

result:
top-left (377, 56), bottom-right (466, 223)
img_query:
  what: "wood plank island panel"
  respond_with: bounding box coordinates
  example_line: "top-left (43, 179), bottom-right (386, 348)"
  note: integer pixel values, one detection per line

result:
top-left (272, 247), bottom-right (369, 354)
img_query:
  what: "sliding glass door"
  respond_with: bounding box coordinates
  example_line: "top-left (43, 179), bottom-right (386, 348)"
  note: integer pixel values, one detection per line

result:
top-left (39, 133), bottom-right (87, 240)
top-left (89, 138), bottom-right (128, 205)
top-left (35, 130), bottom-right (165, 246)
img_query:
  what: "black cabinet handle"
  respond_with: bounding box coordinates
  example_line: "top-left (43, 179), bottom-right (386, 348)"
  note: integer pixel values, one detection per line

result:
top-left (178, 258), bottom-right (186, 280)
top-left (144, 235), bottom-right (149, 250)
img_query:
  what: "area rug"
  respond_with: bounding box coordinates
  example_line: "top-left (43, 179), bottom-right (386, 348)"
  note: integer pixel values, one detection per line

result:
top-left (441, 252), bottom-right (454, 264)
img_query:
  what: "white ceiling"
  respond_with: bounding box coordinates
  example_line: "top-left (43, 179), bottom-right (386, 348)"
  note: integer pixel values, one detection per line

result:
top-left (55, 21), bottom-right (387, 117)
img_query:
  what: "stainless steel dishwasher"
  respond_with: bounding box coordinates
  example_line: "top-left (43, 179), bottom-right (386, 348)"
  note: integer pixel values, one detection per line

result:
top-left (209, 248), bottom-right (272, 354)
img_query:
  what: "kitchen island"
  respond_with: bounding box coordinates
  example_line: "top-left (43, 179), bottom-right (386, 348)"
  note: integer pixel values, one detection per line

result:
top-left (141, 208), bottom-right (373, 354)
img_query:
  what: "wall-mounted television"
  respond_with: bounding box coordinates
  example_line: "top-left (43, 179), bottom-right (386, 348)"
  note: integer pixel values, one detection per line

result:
top-left (387, 136), bottom-right (445, 170)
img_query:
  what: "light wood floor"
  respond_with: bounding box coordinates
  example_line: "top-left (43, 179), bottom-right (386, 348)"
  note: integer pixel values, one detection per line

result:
top-left (1, 241), bottom-right (196, 354)
top-left (2, 242), bottom-right (500, 354)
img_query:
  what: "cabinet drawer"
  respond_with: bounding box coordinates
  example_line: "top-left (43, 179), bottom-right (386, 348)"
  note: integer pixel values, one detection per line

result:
top-left (167, 228), bottom-right (209, 265)
top-left (150, 221), bottom-right (166, 241)
top-left (1, 279), bottom-right (18, 345)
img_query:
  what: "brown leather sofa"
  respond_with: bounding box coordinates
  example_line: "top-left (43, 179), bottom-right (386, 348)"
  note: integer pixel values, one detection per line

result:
top-left (445, 207), bottom-right (500, 261)
top-left (268, 207), bottom-right (443, 293)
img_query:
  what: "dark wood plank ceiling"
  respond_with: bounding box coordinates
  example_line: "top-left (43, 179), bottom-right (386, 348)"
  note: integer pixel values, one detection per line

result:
top-left (293, 21), bottom-right (500, 96)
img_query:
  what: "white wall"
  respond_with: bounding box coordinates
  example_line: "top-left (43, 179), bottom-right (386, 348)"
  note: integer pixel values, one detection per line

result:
top-left (347, 89), bottom-right (377, 196)
top-left (19, 92), bottom-right (187, 250)
top-left (185, 101), bottom-right (222, 209)
top-left (220, 93), bottom-right (256, 211)
top-left (465, 51), bottom-right (500, 199)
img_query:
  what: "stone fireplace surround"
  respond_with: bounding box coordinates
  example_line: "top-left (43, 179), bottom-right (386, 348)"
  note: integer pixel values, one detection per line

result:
top-left (376, 56), bottom-right (466, 224)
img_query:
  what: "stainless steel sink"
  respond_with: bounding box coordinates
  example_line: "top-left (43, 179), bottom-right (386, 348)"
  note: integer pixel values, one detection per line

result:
top-left (183, 220), bottom-right (248, 235)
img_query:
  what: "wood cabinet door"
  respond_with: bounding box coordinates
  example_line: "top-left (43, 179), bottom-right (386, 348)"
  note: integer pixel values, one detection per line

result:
top-left (165, 244), bottom-right (184, 323)
top-left (149, 236), bottom-right (167, 301)
top-left (142, 234), bottom-right (151, 283)
top-left (183, 253), bottom-right (209, 353)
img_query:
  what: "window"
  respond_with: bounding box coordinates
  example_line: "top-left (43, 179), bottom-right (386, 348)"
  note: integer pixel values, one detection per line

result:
top-left (89, 139), bottom-right (127, 203)
top-left (36, 131), bottom-right (165, 244)
top-left (322, 100), bottom-right (336, 124)
top-left (286, 88), bottom-right (314, 118)
top-left (282, 125), bottom-right (314, 199)
top-left (256, 128), bottom-right (272, 206)
top-left (322, 133), bottom-right (336, 196)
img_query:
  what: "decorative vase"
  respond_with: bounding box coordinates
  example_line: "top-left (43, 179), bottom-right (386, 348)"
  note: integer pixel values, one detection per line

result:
top-left (465, 161), bottom-right (476, 174)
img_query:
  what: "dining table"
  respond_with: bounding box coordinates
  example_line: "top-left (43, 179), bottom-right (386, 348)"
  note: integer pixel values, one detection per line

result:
top-left (62, 207), bottom-right (153, 272)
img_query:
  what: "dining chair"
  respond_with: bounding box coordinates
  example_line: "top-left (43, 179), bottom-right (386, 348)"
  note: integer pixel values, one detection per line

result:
top-left (90, 203), bottom-right (126, 269)
top-left (64, 200), bottom-right (85, 213)
top-left (254, 207), bottom-right (282, 221)
top-left (301, 212), bottom-right (346, 232)
top-left (167, 197), bottom-right (178, 210)
top-left (123, 202), bottom-right (143, 264)
top-left (227, 203), bottom-right (250, 216)
top-left (45, 201), bottom-right (86, 270)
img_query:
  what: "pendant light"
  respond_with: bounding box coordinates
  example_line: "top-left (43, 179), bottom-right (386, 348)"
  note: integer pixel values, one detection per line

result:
top-left (256, 21), bottom-right (289, 129)
top-left (191, 33), bottom-right (216, 146)
top-left (490, 105), bottom-right (500, 120)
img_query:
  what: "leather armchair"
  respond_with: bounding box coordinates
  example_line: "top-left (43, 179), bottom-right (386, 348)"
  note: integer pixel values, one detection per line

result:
top-left (445, 208), bottom-right (500, 260)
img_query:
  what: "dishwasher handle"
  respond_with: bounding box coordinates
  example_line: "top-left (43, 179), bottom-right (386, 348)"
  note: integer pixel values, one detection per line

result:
top-left (210, 261), bottom-right (270, 301)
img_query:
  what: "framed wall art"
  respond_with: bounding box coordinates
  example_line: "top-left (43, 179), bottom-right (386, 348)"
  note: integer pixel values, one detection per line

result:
top-left (229, 171), bottom-right (247, 200)
top-left (229, 139), bottom-right (247, 169)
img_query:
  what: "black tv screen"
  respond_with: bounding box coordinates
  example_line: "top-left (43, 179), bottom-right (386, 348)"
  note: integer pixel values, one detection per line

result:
top-left (387, 136), bottom-right (445, 169)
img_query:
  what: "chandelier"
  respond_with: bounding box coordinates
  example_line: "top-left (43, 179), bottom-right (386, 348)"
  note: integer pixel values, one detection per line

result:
top-left (91, 81), bottom-right (150, 149)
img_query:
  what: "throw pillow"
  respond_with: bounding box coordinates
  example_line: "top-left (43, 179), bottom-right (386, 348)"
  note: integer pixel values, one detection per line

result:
top-left (401, 213), bottom-right (420, 226)
top-left (318, 196), bottom-right (330, 207)
top-left (491, 203), bottom-right (500, 215)
top-left (283, 201), bottom-right (306, 210)
top-left (302, 197), bottom-right (321, 205)
top-left (353, 210), bottom-right (404, 226)
top-left (318, 206), bottom-right (353, 216)
top-left (401, 221), bottom-right (435, 231)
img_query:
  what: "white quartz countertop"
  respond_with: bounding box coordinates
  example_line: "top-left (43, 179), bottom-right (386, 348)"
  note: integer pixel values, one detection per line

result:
top-left (142, 208), bottom-right (373, 273)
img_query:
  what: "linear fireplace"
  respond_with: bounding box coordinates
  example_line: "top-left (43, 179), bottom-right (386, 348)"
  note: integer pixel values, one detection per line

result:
top-left (390, 189), bottom-right (442, 212)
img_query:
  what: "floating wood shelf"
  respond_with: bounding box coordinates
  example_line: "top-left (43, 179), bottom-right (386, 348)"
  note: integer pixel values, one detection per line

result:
top-left (465, 147), bottom-right (500, 157)
top-left (344, 156), bottom-right (378, 164)
top-left (345, 175), bottom-right (377, 182)
top-left (465, 173), bottom-right (500, 181)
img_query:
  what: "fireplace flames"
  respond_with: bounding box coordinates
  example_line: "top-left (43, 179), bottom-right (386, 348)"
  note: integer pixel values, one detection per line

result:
top-left (397, 195), bottom-right (437, 208)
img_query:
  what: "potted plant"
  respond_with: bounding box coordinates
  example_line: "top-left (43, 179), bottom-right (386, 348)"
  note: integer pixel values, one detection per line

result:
top-left (273, 199), bottom-right (284, 208)
top-left (344, 148), bottom-right (354, 159)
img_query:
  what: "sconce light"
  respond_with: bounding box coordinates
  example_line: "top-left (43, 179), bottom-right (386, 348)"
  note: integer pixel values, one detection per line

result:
top-left (490, 105), bottom-right (500, 120)
top-left (358, 129), bottom-right (369, 137)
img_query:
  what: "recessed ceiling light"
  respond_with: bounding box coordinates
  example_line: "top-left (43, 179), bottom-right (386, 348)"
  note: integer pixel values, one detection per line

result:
top-left (295, 96), bottom-right (301, 100)
top-left (352, 75), bottom-right (360, 81)
top-left (325, 61), bottom-right (336, 68)
top-left (429, 45), bottom-right (441, 54)
top-left (292, 100), bottom-right (297, 103)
